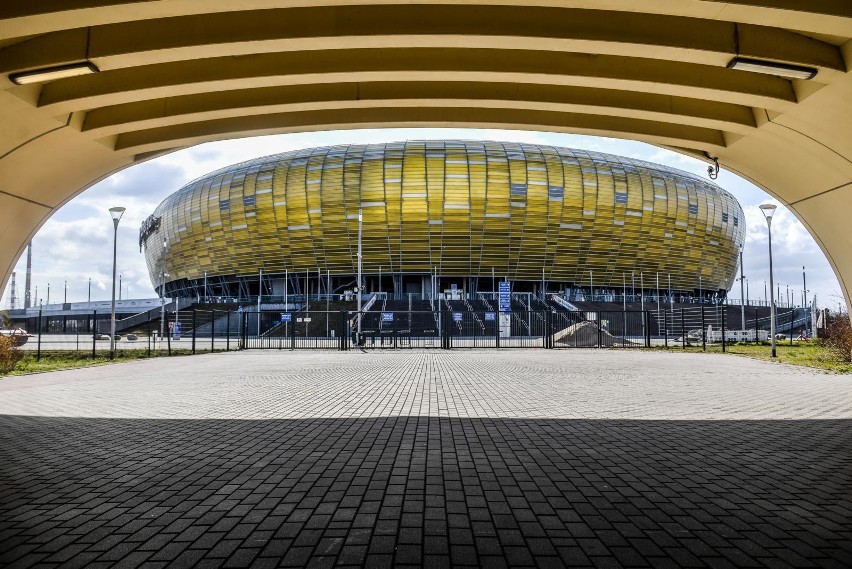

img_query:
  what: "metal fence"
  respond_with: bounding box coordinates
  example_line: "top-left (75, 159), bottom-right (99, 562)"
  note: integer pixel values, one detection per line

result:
top-left (237, 309), bottom-right (654, 350)
top-left (15, 308), bottom-right (240, 359)
top-left (17, 304), bottom-right (808, 358)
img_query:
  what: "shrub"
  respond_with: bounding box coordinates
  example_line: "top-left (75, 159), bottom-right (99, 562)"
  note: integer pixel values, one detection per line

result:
top-left (0, 335), bottom-right (23, 374)
top-left (821, 316), bottom-right (852, 363)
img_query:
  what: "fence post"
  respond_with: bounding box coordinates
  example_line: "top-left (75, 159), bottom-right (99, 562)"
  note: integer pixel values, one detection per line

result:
top-left (754, 314), bottom-right (759, 345)
top-left (701, 305), bottom-right (706, 352)
top-left (790, 309), bottom-right (794, 346)
top-left (495, 310), bottom-right (500, 349)
top-left (36, 308), bottom-right (43, 361)
top-left (645, 311), bottom-right (651, 348)
top-left (722, 306), bottom-right (726, 353)
top-left (597, 311), bottom-right (602, 348)
top-left (226, 311), bottom-right (231, 351)
top-left (681, 308), bottom-right (686, 350)
top-left (92, 310), bottom-right (97, 358)
top-left (192, 308), bottom-right (197, 355)
top-left (147, 313), bottom-right (151, 357)
top-left (240, 312), bottom-right (247, 350)
top-left (663, 309), bottom-right (668, 349)
top-left (211, 309), bottom-right (216, 352)
top-left (290, 314), bottom-right (296, 350)
top-left (167, 316), bottom-right (172, 356)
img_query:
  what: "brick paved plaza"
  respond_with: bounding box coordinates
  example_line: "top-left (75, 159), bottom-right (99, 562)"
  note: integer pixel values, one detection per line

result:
top-left (1, 350), bottom-right (850, 568)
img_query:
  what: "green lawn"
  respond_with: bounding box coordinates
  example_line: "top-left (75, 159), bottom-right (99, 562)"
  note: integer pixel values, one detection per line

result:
top-left (659, 341), bottom-right (852, 373)
top-left (3, 349), bottom-right (202, 376)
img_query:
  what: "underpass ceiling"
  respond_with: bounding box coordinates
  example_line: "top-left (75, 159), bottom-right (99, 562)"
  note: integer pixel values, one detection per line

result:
top-left (0, 0), bottom-right (849, 306)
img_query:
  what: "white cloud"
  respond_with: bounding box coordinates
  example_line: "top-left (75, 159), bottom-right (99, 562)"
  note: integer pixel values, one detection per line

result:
top-left (2, 128), bottom-right (845, 312)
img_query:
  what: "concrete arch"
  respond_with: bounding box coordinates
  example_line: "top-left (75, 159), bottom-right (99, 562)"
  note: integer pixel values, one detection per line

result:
top-left (1, 1), bottom-right (850, 304)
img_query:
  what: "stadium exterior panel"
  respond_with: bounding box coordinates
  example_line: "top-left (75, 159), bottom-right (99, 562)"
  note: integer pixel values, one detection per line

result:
top-left (141, 141), bottom-right (745, 301)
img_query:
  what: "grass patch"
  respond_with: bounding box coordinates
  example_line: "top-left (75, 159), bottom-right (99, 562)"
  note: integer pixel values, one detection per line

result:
top-left (2, 349), bottom-right (210, 376)
top-left (659, 341), bottom-right (852, 373)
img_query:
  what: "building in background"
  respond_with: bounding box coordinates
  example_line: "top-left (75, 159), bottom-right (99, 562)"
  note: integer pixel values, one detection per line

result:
top-left (141, 141), bottom-right (745, 302)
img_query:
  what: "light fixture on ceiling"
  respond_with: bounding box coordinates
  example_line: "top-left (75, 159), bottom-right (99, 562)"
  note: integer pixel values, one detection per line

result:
top-left (9, 61), bottom-right (99, 85)
top-left (727, 57), bottom-right (817, 80)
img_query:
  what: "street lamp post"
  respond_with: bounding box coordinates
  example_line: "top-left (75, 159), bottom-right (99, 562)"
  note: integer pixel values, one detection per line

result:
top-left (160, 238), bottom-right (168, 338)
top-left (88, 277), bottom-right (91, 302)
top-left (739, 246), bottom-right (745, 329)
top-left (108, 206), bottom-right (126, 360)
top-left (760, 203), bottom-right (777, 357)
top-left (356, 208), bottom-right (363, 345)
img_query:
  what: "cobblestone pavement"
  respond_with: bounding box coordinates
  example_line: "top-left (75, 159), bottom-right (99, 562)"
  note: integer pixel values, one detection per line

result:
top-left (1, 350), bottom-right (850, 568)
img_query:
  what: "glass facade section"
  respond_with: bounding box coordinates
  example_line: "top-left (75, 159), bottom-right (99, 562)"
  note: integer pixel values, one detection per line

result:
top-left (142, 141), bottom-right (745, 296)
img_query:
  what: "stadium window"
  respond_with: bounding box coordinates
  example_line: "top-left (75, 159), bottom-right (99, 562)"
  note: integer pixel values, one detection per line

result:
top-left (722, 213), bottom-right (729, 223)
top-left (733, 216), bottom-right (739, 226)
top-left (688, 204), bottom-right (698, 215)
top-left (243, 195), bottom-right (256, 207)
top-left (510, 183), bottom-right (527, 197)
top-left (548, 186), bottom-right (564, 201)
top-left (219, 200), bottom-right (230, 211)
top-left (615, 192), bottom-right (628, 205)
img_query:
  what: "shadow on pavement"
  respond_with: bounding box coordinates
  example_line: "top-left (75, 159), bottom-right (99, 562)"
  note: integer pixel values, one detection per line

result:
top-left (1, 415), bottom-right (850, 567)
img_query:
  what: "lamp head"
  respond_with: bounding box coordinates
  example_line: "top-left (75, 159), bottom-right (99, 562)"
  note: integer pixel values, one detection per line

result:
top-left (109, 206), bottom-right (126, 224)
top-left (759, 203), bottom-right (777, 222)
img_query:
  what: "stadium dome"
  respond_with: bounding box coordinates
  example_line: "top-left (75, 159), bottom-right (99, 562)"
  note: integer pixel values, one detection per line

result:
top-left (141, 140), bottom-right (745, 301)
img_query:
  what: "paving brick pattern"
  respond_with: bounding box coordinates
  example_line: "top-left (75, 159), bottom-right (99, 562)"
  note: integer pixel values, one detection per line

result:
top-left (1, 350), bottom-right (851, 568)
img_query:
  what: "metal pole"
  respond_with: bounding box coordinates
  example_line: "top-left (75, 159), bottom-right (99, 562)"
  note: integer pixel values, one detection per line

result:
top-left (118, 275), bottom-right (121, 301)
top-left (88, 277), bottom-right (91, 302)
top-left (257, 269), bottom-right (262, 337)
top-left (668, 273), bottom-right (673, 321)
top-left (327, 268), bottom-right (330, 336)
top-left (656, 272), bottom-right (661, 336)
top-left (589, 269), bottom-right (593, 302)
top-left (356, 208), bottom-right (363, 345)
top-left (739, 247), bottom-right (745, 329)
top-left (160, 238), bottom-right (168, 338)
top-left (64, 280), bottom-right (67, 303)
top-left (622, 273), bottom-right (626, 311)
top-left (760, 204), bottom-right (777, 357)
top-left (203, 271), bottom-right (207, 303)
top-left (803, 266), bottom-right (808, 334)
top-left (108, 206), bottom-right (125, 360)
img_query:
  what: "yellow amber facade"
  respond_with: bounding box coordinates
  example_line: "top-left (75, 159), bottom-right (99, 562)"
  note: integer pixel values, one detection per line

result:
top-left (143, 141), bottom-right (745, 293)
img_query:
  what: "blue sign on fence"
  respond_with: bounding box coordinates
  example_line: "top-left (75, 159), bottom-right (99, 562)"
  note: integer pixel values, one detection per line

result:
top-left (485, 312), bottom-right (496, 321)
top-left (451, 283), bottom-right (458, 291)
top-left (172, 321), bottom-right (182, 340)
top-left (453, 312), bottom-right (463, 322)
top-left (382, 312), bottom-right (394, 322)
top-left (498, 281), bottom-right (511, 311)
top-left (281, 313), bottom-right (291, 322)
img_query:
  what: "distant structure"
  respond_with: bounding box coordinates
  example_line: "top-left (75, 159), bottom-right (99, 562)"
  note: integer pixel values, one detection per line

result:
top-left (7, 271), bottom-right (17, 309)
top-left (24, 242), bottom-right (32, 309)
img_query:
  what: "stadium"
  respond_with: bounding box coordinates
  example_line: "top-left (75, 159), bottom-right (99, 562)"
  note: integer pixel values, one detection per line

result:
top-left (141, 141), bottom-right (745, 303)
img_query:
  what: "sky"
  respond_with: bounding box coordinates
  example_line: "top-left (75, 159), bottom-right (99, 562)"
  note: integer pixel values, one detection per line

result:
top-left (1, 128), bottom-right (846, 313)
